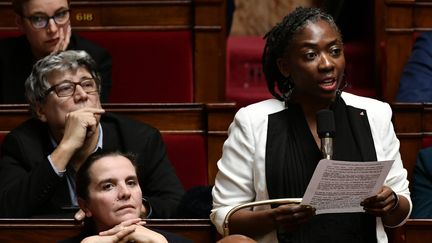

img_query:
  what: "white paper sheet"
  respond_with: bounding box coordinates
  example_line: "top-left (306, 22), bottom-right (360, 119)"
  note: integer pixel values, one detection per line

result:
top-left (301, 159), bottom-right (394, 214)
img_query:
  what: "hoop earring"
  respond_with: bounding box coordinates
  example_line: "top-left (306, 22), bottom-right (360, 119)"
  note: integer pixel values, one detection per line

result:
top-left (283, 86), bottom-right (293, 100)
top-left (336, 73), bottom-right (349, 98)
top-left (282, 77), bottom-right (294, 106)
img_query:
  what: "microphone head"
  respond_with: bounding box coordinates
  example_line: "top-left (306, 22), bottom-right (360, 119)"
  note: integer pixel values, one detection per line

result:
top-left (316, 109), bottom-right (336, 138)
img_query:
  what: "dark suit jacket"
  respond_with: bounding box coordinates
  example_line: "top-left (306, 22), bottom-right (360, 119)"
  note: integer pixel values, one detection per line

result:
top-left (411, 146), bottom-right (432, 218)
top-left (0, 113), bottom-right (184, 218)
top-left (397, 31), bottom-right (432, 102)
top-left (0, 32), bottom-right (112, 103)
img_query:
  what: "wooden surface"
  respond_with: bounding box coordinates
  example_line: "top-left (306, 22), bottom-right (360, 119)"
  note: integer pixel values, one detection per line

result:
top-left (0, 103), bottom-right (236, 185)
top-left (0, 103), bottom-right (205, 131)
top-left (403, 219), bottom-right (432, 243)
top-left (5, 102), bottom-right (425, 187)
top-left (0, 218), bottom-right (430, 243)
top-left (387, 219), bottom-right (432, 243)
top-left (0, 0), bottom-right (227, 103)
top-left (2, 102), bottom-right (432, 242)
top-left (0, 218), bottom-right (217, 243)
top-left (391, 103), bottom-right (432, 184)
top-left (206, 103), bottom-right (237, 184)
top-left (375, 0), bottom-right (432, 103)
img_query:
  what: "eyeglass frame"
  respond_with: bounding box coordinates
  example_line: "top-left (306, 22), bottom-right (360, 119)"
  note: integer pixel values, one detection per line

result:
top-left (44, 78), bottom-right (99, 98)
top-left (23, 9), bottom-right (70, 30)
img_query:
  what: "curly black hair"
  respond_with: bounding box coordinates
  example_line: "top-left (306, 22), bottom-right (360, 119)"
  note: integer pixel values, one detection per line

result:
top-left (262, 7), bottom-right (341, 101)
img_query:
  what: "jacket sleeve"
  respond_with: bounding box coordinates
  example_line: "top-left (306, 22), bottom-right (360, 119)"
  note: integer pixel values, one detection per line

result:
top-left (411, 147), bottom-right (432, 218)
top-left (397, 31), bottom-right (432, 102)
top-left (369, 102), bottom-right (412, 226)
top-left (0, 131), bottom-right (64, 217)
top-left (210, 107), bottom-right (257, 234)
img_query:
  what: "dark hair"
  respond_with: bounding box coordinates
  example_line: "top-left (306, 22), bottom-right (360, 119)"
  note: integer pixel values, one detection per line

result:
top-left (12, 0), bottom-right (71, 16)
top-left (76, 150), bottom-right (138, 200)
top-left (262, 7), bottom-right (341, 101)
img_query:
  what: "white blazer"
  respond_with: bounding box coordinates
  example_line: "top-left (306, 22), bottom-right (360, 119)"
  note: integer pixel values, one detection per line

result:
top-left (211, 92), bottom-right (412, 243)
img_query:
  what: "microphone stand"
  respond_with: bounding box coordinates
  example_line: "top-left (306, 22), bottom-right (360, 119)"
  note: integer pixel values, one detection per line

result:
top-left (316, 109), bottom-right (335, 160)
top-left (320, 134), bottom-right (333, 160)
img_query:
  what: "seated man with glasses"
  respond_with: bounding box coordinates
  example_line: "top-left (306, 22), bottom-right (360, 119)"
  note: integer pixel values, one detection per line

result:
top-left (0, 0), bottom-right (112, 103)
top-left (0, 50), bottom-right (184, 219)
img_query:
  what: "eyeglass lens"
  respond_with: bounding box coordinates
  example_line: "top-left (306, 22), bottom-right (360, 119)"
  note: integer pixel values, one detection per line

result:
top-left (28, 10), bottom-right (70, 29)
top-left (54, 79), bottom-right (97, 97)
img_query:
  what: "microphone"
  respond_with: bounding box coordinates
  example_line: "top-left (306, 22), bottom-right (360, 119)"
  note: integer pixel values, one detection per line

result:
top-left (316, 109), bottom-right (336, 159)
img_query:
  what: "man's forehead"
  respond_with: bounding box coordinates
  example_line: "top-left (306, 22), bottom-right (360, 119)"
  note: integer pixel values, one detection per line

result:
top-left (47, 69), bottom-right (75, 82)
top-left (47, 68), bottom-right (90, 83)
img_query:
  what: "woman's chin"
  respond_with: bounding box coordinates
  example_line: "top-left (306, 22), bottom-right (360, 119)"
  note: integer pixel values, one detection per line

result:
top-left (116, 211), bottom-right (141, 221)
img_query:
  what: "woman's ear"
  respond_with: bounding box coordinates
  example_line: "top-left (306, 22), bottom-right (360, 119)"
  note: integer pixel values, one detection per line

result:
top-left (78, 198), bottom-right (92, 218)
top-left (276, 57), bottom-right (290, 78)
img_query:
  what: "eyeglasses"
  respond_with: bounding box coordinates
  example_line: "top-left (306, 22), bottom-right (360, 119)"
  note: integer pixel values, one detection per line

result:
top-left (24, 9), bottom-right (70, 29)
top-left (45, 79), bottom-right (98, 98)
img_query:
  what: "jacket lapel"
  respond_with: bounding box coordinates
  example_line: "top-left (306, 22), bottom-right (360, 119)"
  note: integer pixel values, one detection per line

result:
top-left (345, 106), bottom-right (377, 161)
